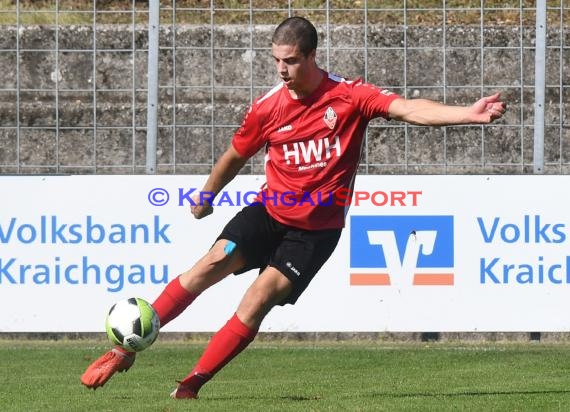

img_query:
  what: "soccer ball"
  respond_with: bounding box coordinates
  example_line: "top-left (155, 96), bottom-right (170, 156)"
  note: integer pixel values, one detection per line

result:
top-left (105, 297), bottom-right (160, 352)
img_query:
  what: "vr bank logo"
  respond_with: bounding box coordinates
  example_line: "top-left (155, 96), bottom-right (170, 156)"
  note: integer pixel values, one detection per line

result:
top-left (350, 216), bottom-right (454, 286)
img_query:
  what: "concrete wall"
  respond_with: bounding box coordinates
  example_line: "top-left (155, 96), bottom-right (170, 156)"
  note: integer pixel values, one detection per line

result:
top-left (0, 24), bottom-right (568, 174)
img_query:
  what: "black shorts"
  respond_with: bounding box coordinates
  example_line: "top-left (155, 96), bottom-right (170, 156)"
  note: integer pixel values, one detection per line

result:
top-left (216, 203), bottom-right (341, 305)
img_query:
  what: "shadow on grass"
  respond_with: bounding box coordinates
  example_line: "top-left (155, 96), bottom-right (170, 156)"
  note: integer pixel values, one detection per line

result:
top-left (203, 389), bottom-right (570, 402)
top-left (371, 389), bottom-right (570, 399)
top-left (201, 394), bottom-right (324, 402)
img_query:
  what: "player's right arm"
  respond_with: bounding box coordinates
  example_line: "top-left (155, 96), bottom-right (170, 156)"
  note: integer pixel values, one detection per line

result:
top-left (191, 101), bottom-right (265, 219)
top-left (191, 145), bottom-right (249, 219)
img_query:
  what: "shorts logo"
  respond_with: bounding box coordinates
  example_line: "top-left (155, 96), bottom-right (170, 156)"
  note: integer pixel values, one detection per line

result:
top-left (349, 215), bottom-right (454, 286)
top-left (286, 261), bottom-right (301, 277)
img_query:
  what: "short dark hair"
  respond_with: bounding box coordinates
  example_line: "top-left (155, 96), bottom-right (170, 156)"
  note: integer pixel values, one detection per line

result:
top-left (272, 16), bottom-right (318, 56)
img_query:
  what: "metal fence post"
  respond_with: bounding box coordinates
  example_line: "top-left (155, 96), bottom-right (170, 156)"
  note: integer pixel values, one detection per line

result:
top-left (146, 0), bottom-right (160, 174)
top-left (533, 0), bottom-right (546, 174)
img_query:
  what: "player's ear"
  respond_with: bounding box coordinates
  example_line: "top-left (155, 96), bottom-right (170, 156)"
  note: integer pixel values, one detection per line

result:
top-left (306, 48), bottom-right (317, 64)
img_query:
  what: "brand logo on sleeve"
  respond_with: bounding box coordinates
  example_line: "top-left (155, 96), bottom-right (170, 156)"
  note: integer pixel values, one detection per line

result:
top-left (277, 124), bottom-right (293, 133)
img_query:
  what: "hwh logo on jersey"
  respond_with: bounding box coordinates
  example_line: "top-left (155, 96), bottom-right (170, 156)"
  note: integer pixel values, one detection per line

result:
top-left (282, 135), bottom-right (341, 166)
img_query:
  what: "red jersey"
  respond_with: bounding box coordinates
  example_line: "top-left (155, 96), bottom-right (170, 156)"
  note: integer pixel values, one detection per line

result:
top-left (231, 71), bottom-right (400, 230)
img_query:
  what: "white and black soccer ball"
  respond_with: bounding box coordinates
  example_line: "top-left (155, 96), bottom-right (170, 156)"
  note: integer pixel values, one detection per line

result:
top-left (105, 297), bottom-right (160, 352)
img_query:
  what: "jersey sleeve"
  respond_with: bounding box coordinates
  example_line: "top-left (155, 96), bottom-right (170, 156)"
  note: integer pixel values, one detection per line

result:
top-left (231, 102), bottom-right (267, 159)
top-left (351, 80), bottom-right (401, 121)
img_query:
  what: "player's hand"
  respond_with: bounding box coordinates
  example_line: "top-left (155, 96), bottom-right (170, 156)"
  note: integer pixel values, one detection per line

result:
top-left (470, 92), bottom-right (507, 123)
top-left (190, 194), bottom-right (213, 219)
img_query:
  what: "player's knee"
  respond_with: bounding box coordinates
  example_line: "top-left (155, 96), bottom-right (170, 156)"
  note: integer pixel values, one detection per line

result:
top-left (206, 239), bottom-right (237, 265)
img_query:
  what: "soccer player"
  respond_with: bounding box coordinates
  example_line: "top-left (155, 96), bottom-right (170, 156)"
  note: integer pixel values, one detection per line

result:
top-left (81, 16), bottom-right (506, 398)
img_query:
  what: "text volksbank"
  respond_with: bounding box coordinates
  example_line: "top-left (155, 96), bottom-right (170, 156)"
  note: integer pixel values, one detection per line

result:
top-left (0, 215), bottom-right (172, 292)
top-left (478, 215), bottom-right (570, 285)
top-left (0, 215), bottom-right (171, 244)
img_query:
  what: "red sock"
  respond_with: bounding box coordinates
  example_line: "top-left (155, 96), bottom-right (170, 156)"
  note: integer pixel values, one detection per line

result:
top-left (180, 313), bottom-right (258, 394)
top-left (151, 276), bottom-right (199, 327)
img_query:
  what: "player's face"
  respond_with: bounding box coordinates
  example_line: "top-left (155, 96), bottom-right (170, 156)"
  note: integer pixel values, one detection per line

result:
top-left (272, 43), bottom-right (316, 96)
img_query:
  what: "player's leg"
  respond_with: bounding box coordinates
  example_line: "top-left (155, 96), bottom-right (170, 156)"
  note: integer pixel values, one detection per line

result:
top-left (155, 202), bottom-right (280, 329)
top-left (171, 226), bottom-right (342, 399)
top-left (80, 204), bottom-right (271, 390)
top-left (80, 239), bottom-right (246, 389)
top-left (152, 238), bottom-right (246, 326)
top-left (171, 265), bottom-right (293, 399)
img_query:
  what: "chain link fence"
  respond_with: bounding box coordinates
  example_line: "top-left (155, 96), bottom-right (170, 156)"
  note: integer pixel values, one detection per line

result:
top-left (0, 1), bottom-right (568, 174)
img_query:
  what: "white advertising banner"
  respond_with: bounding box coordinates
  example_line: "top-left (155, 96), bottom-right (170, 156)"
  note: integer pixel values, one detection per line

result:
top-left (1, 175), bottom-right (569, 332)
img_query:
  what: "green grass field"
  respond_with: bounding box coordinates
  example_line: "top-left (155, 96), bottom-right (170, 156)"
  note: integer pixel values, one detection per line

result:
top-left (2, 339), bottom-right (570, 412)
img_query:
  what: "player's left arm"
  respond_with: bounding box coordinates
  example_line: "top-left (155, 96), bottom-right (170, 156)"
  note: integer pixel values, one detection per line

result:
top-left (387, 92), bottom-right (507, 126)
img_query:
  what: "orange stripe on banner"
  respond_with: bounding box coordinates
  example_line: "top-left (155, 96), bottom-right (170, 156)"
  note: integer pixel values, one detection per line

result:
top-left (350, 273), bottom-right (391, 286)
top-left (413, 273), bottom-right (454, 285)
